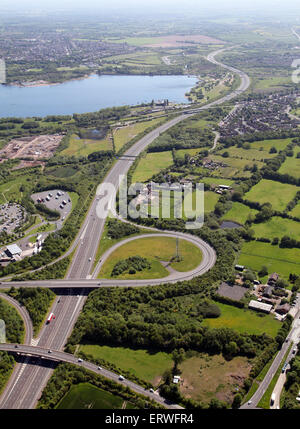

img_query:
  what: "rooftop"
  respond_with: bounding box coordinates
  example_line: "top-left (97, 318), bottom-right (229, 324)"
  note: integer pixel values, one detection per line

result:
top-left (6, 244), bottom-right (22, 255)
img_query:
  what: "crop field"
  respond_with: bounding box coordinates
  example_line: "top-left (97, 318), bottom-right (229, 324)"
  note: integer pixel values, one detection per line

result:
top-left (79, 344), bottom-right (173, 386)
top-left (239, 241), bottom-right (300, 279)
top-left (60, 133), bottom-right (113, 157)
top-left (56, 383), bottom-right (131, 409)
top-left (222, 202), bottom-right (258, 225)
top-left (251, 217), bottom-right (300, 240)
top-left (202, 302), bottom-right (280, 336)
top-left (279, 153), bottom-right (300, 178)
top-left (98, 236), bottom-right (203, 279)
top-left (244, 179), bottom-right (298, 211)
top-left (179, 353), bottom-right (251, 405)
top-left (131, 151), bottom-right (173, 183)
top-left (113, 118), bottom-right (163, 153)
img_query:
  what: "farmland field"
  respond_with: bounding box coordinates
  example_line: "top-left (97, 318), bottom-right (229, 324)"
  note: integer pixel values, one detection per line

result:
top-left (279, 153), bottom-right (300, 178)
top-left (201, 177), bottom-right (235, 186)
top-left (98, 236), bottom-right (203, 279)
top-left (238, 241), bottom-right (300, 279)
top-left (56, 383), bottom-right (131, 409)
top-left (209, 154), bottom-right (264, 178)
top-left (131, 151), bottom-right (173, 183)
top-left (202, 302), bottom-right (280, 336)
top-left (222, 202), bottom-right (258, 225)
top-left (251, 217), bottom-right (300, 240)
top-left (244, 179), bottom-right (298, 211)
top-left (113, 118), bottom-right (163, 153)
top-left (79, 344), bottom-right (173, 386)
top-left (183, 190), bottom-right (219, 216)
top-left (60, 133), bottom-right (113, 157)
top-left (179, 353), bottom-right (251, 405)
top-left (249, 138), bottom-right (293, 152)
top-left (290, 202), bottom-right (300, 218)
top-left (218, 146), bottom-right (276, 161)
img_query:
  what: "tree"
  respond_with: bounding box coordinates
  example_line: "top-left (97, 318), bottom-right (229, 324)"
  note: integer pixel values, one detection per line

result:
top-left (232, 393), bottom-right (242, 409)
top-left (258, 266), bottom-right (268, 277)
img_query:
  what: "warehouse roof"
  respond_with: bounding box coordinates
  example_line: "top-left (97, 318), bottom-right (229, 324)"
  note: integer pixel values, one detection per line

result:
top-left (249, 300), bottom-right (272, 313)
top-left (6, 244), bottom-right (22, 255)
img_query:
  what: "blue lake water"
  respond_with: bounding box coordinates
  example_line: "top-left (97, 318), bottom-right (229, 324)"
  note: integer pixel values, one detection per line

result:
top-left (0, 74), bottom-right (198, 118)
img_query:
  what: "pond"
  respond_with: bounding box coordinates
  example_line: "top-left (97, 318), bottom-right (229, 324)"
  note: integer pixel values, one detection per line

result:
top-left (0, 74), bottom-right (198, 118)
top-left (220, 221), bottom-right (243, 229)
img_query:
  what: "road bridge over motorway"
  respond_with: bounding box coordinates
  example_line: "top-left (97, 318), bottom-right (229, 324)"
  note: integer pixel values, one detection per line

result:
top-left (0, 343), bottom-right (182, 410)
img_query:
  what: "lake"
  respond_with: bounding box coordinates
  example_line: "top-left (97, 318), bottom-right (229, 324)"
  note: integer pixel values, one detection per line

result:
top-left (0, 74), bottom-right (198, 118)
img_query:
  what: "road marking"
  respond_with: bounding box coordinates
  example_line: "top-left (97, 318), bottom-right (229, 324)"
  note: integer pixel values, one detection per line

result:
top-left (80, 224), bottom-right (88, 240)
top-left (30, 338), bottom-right (39, 346)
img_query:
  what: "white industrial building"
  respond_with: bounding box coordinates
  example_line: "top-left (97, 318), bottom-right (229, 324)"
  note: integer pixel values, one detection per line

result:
top-left (6, 244), bottom-right (22, 258)
top-left (248, 300), bottom-right (272, 313)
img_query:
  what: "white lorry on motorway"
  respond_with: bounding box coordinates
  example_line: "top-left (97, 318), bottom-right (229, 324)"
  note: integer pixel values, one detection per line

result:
top-left (270, 393), bottom-right (276, 406)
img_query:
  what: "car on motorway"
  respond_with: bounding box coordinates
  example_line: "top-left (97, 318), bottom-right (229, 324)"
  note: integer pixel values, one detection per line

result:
top-left (248, 400), bottom-right (252, 405)
top-left (78, 358), bottom-right (83, 362)
top-left (98, 366), bottom-right (102, 370)
top-left (48, 350), bottom-right (52, 354)
top-left (149, 388), bottom-right (154, 393)
top-left (88, 257), bottom-right (92, 262)
top-left (119, 375), bottom-right (125, 381)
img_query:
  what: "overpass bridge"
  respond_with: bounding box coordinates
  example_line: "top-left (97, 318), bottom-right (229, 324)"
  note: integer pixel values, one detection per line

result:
top-left (0, 343), bottom-right (182, 410)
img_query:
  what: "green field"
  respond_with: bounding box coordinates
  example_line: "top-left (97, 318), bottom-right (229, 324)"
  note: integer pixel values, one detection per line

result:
top-left (56, 383), bottom-right (131, 409)
top-left (239, 241), bottom-right (300, 279)
top-left (132, 151), bottom-right (173, 183)
top-left (244, 179), bottom-right (298, 211)
top-left (201, 177), bottom-right (235, 187)
top-left (179, 353), bottom-right (252, 405)
top-left (99, 236), bottom-right (203, 279)
top-left (249, 138), bottom-right (293, 152)
top-left (61, 133), bottom-right (113, 157)
top-left (0, 175), bottom-right (32, 204)
top-left (79, 344), bottom-right (173, 385)
top-left (203, 301), bottom-right (280, 336)
top-left (279, 153), bottom-right (300, 178)
top-left (251, 217), bottom-right (300, 240)
top-left (114, 119), bottom-right (163, 153)
top-left (222, 202), bottom-right (258, 225)
top-left (209, 154), bottom-right (263, 178)
top-left (253, 76), bottom-right (291, 91)
top-left (290, 202), bottom-right (300, 218)
top-left (183, 190), bottom-right (219, 217)
top-left (218, 146), bottom-right (275, 161)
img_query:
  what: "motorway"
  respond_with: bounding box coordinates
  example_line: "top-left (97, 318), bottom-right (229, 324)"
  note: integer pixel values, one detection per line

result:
top-left (0, 46), bottom-right (251, 409)
top-left (241, 300), bottom-right (300, 409)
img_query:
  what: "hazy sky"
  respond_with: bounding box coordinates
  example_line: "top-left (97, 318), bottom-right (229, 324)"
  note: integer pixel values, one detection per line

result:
top-left (2, 0), bottom-right (300, 13)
